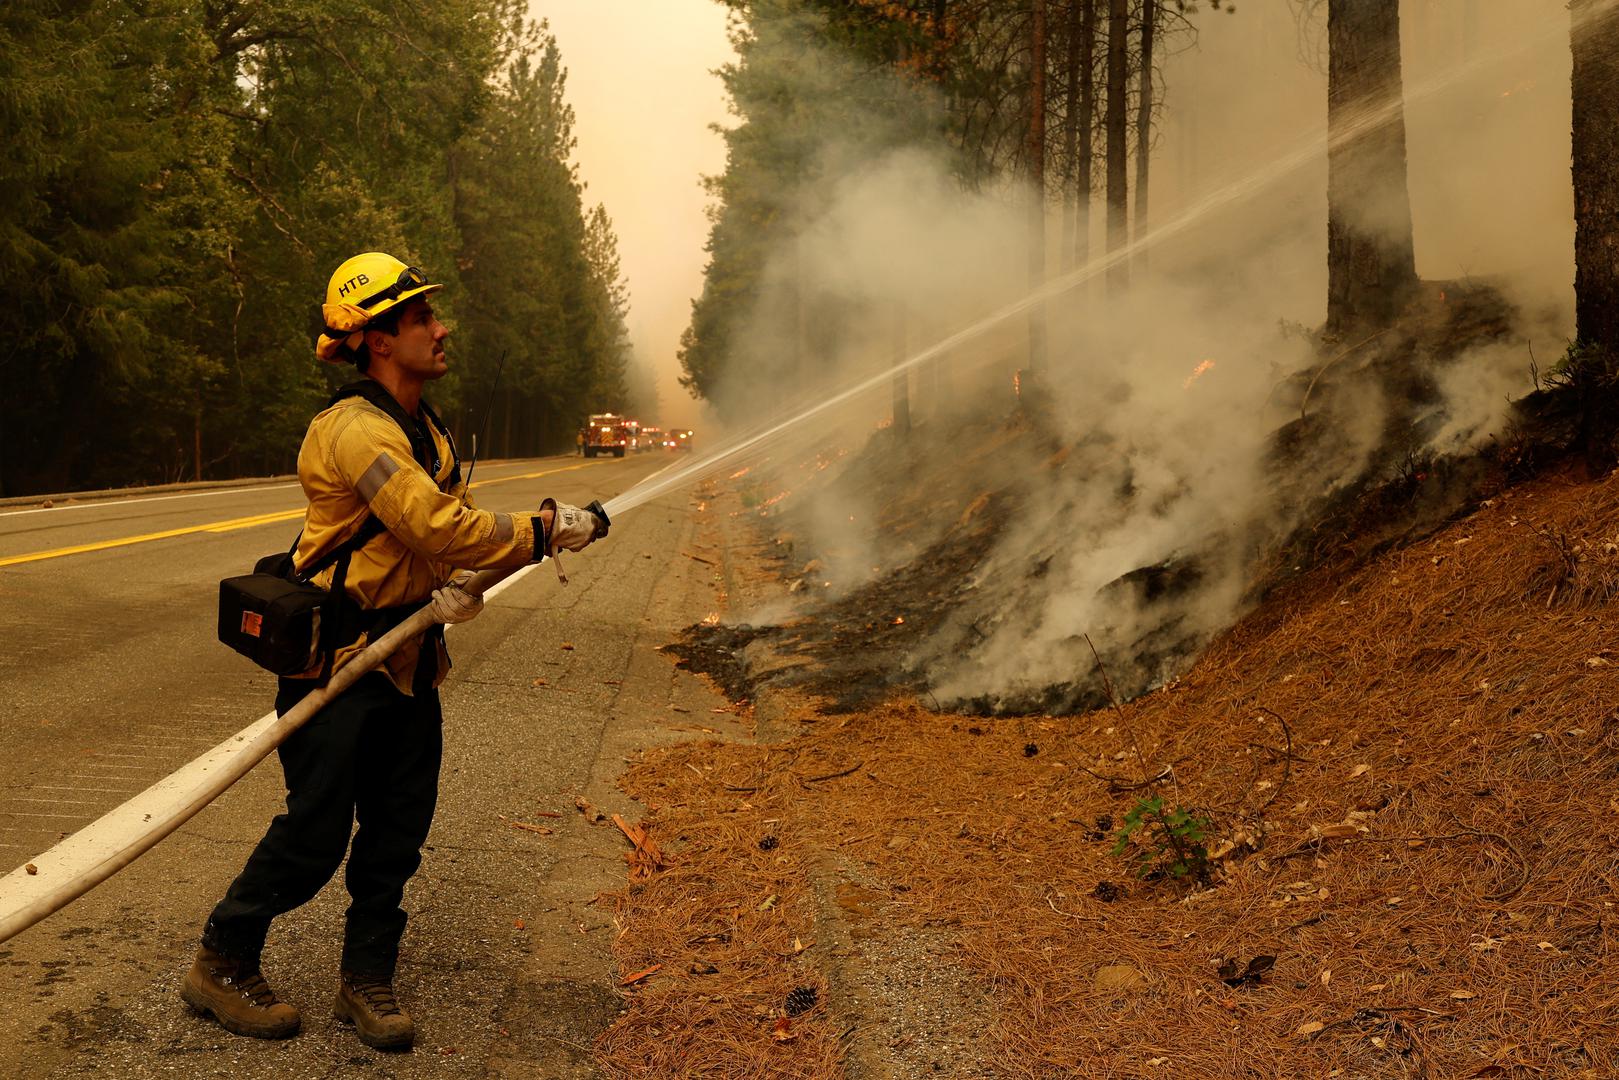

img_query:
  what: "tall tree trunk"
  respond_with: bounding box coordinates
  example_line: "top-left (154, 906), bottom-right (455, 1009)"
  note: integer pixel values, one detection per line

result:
top-left (1027, 0), bottom-right (1048, 369)
top-left (1325, 0), bottom-right (1418, 337)
top-left (1060, 0), bottom-right (1091, 272)
top-left (1075, 0), bottom-right (1095, 271)
top-left (1060, 4), bottom-right (1078, 272)
top-left (1571, 0), bottom-right (1619, 464)
top-left (1572, 0), bottom-right (1619, 362)
top-left (1133, 0), bottom-right (1156, 272)
top-left (1105, 0), bottom-right (1129, 292)
top-left (930, 0), bottom-right (952, 410)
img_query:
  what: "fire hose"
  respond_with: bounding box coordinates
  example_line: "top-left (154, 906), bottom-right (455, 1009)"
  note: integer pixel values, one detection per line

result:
top-left (0, 500), bottom-right (610, 945)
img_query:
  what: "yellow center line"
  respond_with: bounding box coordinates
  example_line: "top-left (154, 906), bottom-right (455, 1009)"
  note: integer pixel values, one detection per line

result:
top-left (203, 509), bottom-right (305, 533)
top-left (0, 460), bottom-right (608, 568)
top-left (466, 460), bottom-right (597, 488)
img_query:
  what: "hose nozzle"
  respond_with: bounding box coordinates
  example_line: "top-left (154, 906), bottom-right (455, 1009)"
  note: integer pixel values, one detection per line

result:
top-left (585, 499), bottom-right (611, 539)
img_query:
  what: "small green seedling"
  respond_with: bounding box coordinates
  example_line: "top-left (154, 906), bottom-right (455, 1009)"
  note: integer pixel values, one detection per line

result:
top-left (1111, 795), bottom-right (1213, 882)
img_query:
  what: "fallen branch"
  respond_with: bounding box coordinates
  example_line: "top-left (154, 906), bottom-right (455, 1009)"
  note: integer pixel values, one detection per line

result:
top-left (1083, 634), bottom-right (1153, 783)
top-left (1073, 762), bottom-right (1173, 792)
top-left (620, 963), bottom-right (662, 986)
top-left (1299, 329), bottom-right (1388, 424)
top-left (682, 551), bottom-right (718, 566)
top-left (507, 821), bottom-right (554, 836)
top-left (1045, 895), bottom-right (1106, 922)
top-left (1252, 707), bottom-right (1294, 815)
top-left (801, 761), bottom-right (864, 784)
top-left (611, 813), bottom-right (669, 882)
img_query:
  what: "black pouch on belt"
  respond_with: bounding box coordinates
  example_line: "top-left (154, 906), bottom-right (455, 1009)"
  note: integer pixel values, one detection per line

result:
top-left (217, 518), bottom-right (386, 677)
top-left (217, 377), bottom-right (459, 679)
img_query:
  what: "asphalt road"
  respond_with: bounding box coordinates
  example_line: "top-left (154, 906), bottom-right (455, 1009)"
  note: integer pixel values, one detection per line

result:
top-left (0, 451), bottom-right (742, 1077)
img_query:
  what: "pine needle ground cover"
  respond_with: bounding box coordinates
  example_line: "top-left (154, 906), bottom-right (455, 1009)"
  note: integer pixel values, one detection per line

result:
top-left (595, 465), bottom-right (1619, 1078)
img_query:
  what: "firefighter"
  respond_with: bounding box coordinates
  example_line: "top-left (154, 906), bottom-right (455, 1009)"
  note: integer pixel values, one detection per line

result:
top-left (180, 252), bottom-right (604, 1050)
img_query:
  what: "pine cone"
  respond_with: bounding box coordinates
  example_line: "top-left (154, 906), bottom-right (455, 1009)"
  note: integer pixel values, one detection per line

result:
top-left (758, 835), bottom-right (779, 851)
top-left (784, 986), bottom-right (818, 1016)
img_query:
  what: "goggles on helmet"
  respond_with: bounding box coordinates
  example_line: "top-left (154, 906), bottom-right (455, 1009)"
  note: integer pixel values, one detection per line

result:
top-left (356, 265), bottom-right (429, 311)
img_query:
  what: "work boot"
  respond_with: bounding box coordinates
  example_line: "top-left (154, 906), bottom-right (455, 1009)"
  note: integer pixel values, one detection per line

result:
top-left (334, 971), bottom-right (415, 1050)
top-left (179, 945), bottom-right (300, 1039)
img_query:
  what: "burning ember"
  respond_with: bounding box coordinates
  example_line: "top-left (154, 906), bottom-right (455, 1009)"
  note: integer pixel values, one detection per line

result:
top-left (892, 616), bottom-right (905, 625)
top-left (1183, 358), bottom-right (1217, 390)
top-left (701, 612), bottom-right (722, 626)
top-left (728, 467), bottom-right (751, 480)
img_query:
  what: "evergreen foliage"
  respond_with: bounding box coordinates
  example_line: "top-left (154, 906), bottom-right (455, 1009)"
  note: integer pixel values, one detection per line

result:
top-left (678, 1), bottom-right (1205, 415)
top-left (678, 0), bottom-right (946, 410)
top-left (0, 0), bottom-right (631, 495)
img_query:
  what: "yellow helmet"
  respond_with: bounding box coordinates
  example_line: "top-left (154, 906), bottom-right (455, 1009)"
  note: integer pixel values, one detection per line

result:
top-left (315, 251), bottom-right (443, 363)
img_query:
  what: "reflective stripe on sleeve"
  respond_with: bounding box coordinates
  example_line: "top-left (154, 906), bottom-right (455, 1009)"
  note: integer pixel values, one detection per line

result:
top-left (491, 514), bottom-right (514, 544)
top-left (357, 451), bottom-right (400, 503)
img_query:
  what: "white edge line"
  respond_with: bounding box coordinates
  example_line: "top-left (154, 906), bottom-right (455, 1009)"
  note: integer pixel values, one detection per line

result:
top-left (0, 483), bottom-right (303, 518)
top-left (0, 457), bottom-right (573, 519)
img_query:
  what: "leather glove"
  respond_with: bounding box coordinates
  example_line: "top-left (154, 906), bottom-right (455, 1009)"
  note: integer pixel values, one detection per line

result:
top-left (541, 498), bottom-right (602, 555)
top-left (427, 575), bottom-right (483, 624)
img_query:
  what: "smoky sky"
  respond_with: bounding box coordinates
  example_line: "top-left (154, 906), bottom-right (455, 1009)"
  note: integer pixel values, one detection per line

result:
top-left (530, 1), bottom-right (1571, 434)
top-left (529, 0), bottom-right (735, 429)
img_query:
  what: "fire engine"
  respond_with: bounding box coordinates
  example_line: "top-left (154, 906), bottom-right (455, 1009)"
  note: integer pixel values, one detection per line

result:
top-left (582, 413), bottom-right (629, 458)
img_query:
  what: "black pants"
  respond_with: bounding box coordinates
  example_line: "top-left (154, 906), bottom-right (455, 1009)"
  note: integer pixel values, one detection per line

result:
top-left (202, 672), bottom-right (442, 978)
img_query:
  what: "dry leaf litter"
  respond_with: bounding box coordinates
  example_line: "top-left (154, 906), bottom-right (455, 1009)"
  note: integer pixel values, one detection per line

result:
top-left (594, 464), bottom-right (1619, 1079)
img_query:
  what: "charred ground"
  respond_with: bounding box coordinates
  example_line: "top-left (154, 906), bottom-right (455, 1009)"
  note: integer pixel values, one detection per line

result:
top-left (668, 284), bottom-right (1574, 718)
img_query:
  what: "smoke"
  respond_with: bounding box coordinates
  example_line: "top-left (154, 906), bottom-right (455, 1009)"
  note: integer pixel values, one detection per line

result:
top-left (1423, 341), bottom-right (1538, 456)
top-left (704, 0), bottom-right (1572, 711)
top-left (914, 261), bottom-right (1394, 710)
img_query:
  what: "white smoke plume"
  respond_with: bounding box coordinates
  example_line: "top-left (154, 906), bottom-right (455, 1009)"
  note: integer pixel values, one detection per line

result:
top-left (704, 0), bottom-right (1570, 711)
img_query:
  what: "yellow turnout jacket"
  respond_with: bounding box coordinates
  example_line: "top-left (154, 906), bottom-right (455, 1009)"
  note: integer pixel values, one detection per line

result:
top-left (289, 383), bottom-right (542, 693)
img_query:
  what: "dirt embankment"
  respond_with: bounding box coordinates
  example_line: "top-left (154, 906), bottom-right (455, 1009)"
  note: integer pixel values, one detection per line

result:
top-left (597, 444), bottom-right (1619, 1077)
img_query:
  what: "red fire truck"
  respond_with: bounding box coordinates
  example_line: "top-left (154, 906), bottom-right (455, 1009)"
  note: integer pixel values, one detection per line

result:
top-left (582, 414), bottom-right (629, 458)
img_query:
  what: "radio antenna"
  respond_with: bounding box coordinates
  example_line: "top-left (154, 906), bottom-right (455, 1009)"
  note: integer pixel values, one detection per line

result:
top-left (463, 349), bottom-right (507, 489)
